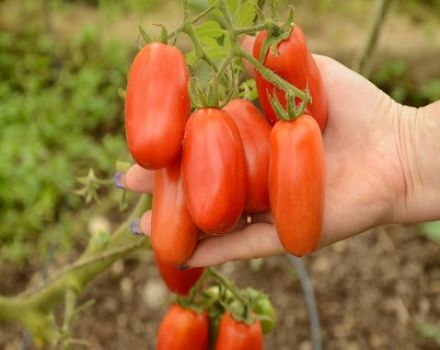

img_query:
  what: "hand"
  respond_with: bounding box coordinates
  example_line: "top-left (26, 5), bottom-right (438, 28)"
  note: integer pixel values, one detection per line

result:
top-left (118, 37), bottom-right (428, 267)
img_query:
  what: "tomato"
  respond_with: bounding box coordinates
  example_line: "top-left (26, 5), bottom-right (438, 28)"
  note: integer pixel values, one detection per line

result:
top-left (253, 25), bottom-right (327, 131)
top-left (269, 115), bottom-right (325, 256)
top-left (223, 100), bottom-right (271, 213)
top-left (154, 253), bottom-right (204, 296)
top-left (183, 108), bottom-right (247, 234)
top-left (152, 155), bottom-right (198, 265)
top-left (215, 313), bottom-right (263, 350)
top-left (125, 42), bottom-right (190, 169)
top-left (157, 304), bottom-right (209, 350)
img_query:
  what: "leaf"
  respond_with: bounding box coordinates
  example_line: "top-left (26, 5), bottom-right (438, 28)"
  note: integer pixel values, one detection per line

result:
top-left (185, 50), bottom-right (197, 66)
top-left (226, 0), bottom-right (239, 14)
top-left (420, 221), bottom-right (440, 245)
top-left (195, 21), bottom-right (225, 40)
top-left (204, 45), bottom-right (229, 61)
top-left (235, 0), bottom-right (257, 27)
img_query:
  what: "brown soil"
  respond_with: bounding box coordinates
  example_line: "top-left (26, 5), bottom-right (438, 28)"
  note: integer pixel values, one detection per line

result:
top-left (1, 225), bottom-right (439, 349)
top-left (1, 1), bottom-right (440, 349)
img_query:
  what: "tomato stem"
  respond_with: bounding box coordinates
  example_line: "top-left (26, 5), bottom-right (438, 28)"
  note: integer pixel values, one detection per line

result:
top-left (207, 267), bottom-right (247, 305)
top-left (182, 0), bottom-right (218, 72)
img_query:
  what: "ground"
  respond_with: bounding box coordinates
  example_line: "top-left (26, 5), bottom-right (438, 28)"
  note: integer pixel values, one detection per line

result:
top-left (1, 225), bottom-right (439, 349)
top-left (1, 0), bottom-right (440, 349)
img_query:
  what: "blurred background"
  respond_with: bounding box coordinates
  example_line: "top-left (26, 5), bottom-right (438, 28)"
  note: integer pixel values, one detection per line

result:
top-left (0, 0), bottom-right (439, 349)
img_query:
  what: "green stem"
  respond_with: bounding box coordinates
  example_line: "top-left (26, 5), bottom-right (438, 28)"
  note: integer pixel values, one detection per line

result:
top-left (61, 289), bottom-right (77, 350)
top-left (208, 267), bottom-right (246, 305)
top-left (235, 47), bottom-right (306, 99)
top-left (169, 2), bottom-right (217, 41)
top-left (182, 0), bottom-right (218, 71)
top-left (234, 22), bottom-right (271, 35)
top-left (0, 195), bottom-right (151, 345)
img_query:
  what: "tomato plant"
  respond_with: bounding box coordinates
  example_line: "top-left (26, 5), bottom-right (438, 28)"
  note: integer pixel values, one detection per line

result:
top-left (125, 42), bottom-right (190, 169)
top-left (157, 304), bottom-right (209, 350)
top-left (269, 115), bottom-right (325, 256)
top-left (183, 108), bottom-right (247, 234)
top-left (223, 99), bottom-right (271, 213)
top-left (152, 155), bottom-right (198, 265)
top-left (254, 25), bottom-right (327, 131)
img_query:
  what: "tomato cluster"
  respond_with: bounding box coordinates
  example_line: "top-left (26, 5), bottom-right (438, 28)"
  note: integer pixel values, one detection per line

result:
top-left (125, 24), bottom-right (326, 262)
top-left (157, 304), bottom-right (263, 350)
top-left (125, 23), bottom-right (325, 348)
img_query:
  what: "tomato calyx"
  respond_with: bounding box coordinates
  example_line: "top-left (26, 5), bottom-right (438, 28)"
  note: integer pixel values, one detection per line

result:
top-left (269, 87), bottom-right (311, 121)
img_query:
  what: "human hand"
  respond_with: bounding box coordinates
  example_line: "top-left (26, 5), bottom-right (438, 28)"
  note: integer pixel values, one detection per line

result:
top-left (117, 36), bottom-right (435, 267)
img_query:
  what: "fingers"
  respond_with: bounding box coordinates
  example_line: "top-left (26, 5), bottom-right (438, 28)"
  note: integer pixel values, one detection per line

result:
top-left (240, 35), bottom-right (256, 78)
top-left (186, 223), bottom-right (283, 267)
top-left (115, 164), bottom-right (154, 193)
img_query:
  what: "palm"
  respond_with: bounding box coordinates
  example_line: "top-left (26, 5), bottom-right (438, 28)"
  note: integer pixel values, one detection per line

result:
top-left (316, 55), bottom-right (402, 245)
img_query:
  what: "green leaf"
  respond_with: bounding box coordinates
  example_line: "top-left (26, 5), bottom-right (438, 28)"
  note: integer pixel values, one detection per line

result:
top-left (185, 50), bottom-right (197, 66)
top-left (235, 1), bottom-right (257, 27)
top-left (195, 21), bottom-right (225, 45)
top-left (420, 221), bottom-right (440, 245)
top-left (204, 45), bottom-right (229, 61)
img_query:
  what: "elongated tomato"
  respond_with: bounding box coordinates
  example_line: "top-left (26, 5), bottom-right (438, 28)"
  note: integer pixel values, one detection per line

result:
top-left (269, 115), bottom-right (325, 256)
top-left (215, 313), bottom-right (263, 350)
top-left (223, 99), bottom-right (270, 213)
top-left (152, 155), bottom-right (198, 265)
top-left (125, 42), bottom-right (190, 169)
top-left (254, 25), bottom-right (327, 131)
top-left (183, 108), bottom-right (247, 234)
top-left (157, 304), bottom-right (209, 350)
top-left (154, 253), bottom-right (204, 296)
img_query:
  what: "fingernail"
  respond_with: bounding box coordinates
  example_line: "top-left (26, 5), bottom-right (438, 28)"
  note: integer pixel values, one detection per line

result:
top-left (113, 172), bottom-right (125, 189)
top-left (176, 264), bottom-right (190, 270)
top-left (130, 219), bottom-right (142, 235)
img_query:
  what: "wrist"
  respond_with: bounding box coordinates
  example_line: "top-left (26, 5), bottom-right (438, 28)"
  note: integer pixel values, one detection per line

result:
top-left (393, 101), bottom-right (440, 223)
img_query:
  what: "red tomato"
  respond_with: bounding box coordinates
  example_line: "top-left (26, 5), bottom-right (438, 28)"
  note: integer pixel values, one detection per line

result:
top-left (182, 108), bottom-right (247, 234)
top-left (223, 99), bottom-right (271, 213)
top-left (155, 253), bottom-right (204, 296)
top-left (125, 42), bottom-right (190, 169)
top-left (269, 115), bottom-right (325, 256)
top-left (253, 25), bottom-right (327, 131)
top-left (152, 155), bottom-right (198, 265)
top-left (157, 304), bottom-right (209, 350)
top-left (215, 313), bottom-right (263, 350)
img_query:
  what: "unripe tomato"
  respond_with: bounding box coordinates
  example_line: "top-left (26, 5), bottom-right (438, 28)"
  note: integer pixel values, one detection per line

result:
top-left (183, 108), bottom-right (247, 234)
top-left (154, 253), bottom-right (204, 296)
top-left (215, 313), bottom-right (263, 350)
top-left (269, 115), bottom-right (325, 256)
top-left (152, 155), bottom-right (198, 265)
top-left (254, 25), bottom-right (327, 131)
top-left (157, 304), bottom-right (209, 350)
top-left (125, 42), bottom-right (190, 169)
top-left (223, 100), bottom-right (271, 213)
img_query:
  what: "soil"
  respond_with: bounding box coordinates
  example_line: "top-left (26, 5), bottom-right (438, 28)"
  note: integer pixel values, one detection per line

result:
top-left (1, 225), bottom-right (439, 349)
top-left (1, 1), bottom-right (440, 349)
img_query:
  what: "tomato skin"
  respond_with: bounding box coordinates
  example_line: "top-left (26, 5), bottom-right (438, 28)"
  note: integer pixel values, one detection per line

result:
top-left (157, 304), bottom-right (209, 350)
top-left (253, 25), bottom-right (327, 131)
top-left (152, 155), bottom-right (198, 265)
top-left (215, 313), bottom-right (263, 350)
top-left (183, 108), bottom-right (247, 234)
top-left (125, 42), bottom-right (190, 169)
top-left (269, 115), bottom-right (325, 256)
top-left (154, 253), bottom-right (204, 296)
top-left (223, 100), bottom-right (271, 213)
